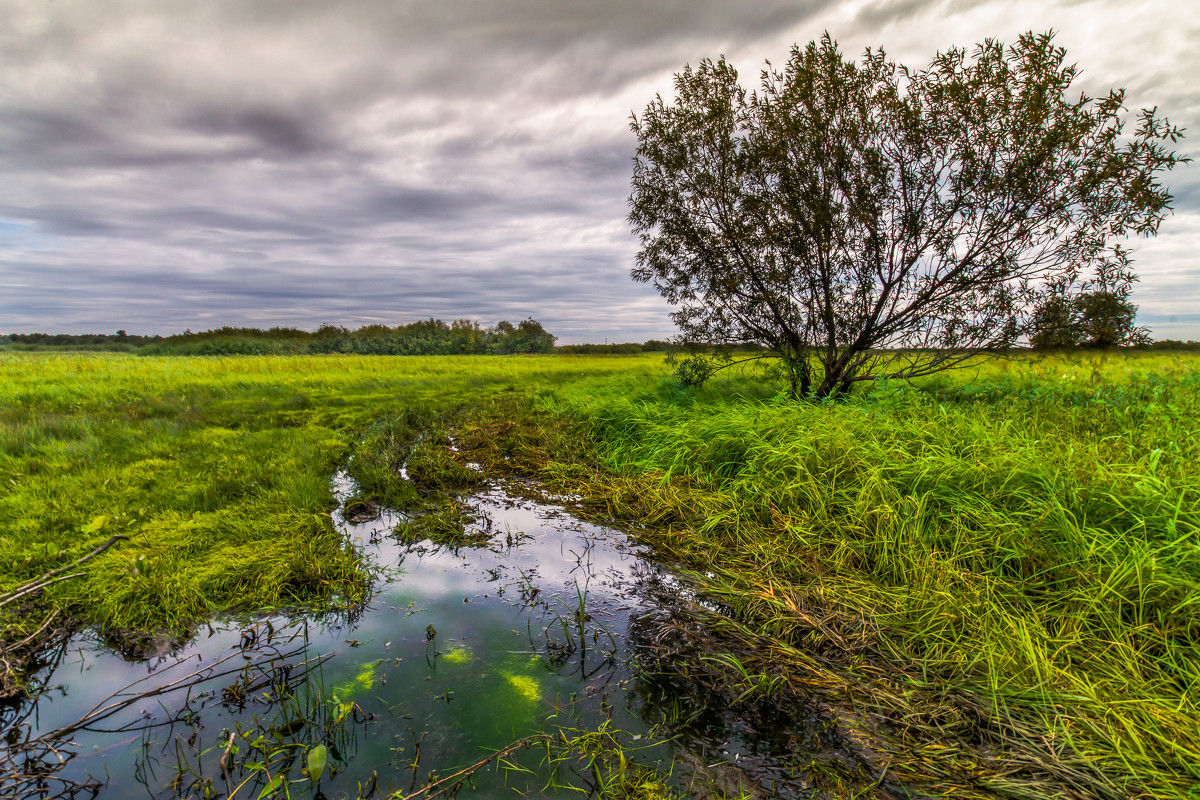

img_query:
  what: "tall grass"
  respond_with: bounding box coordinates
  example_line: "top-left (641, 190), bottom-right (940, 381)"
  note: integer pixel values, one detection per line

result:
top-left (460, 350), bottom-right (1200, 799)
top-left (5, 349), bottom-right (1197, 797)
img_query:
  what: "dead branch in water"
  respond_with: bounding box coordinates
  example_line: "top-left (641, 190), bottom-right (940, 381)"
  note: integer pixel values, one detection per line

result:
top-left (2, 622), bottom-right (329, 800)
top-left (397, 734), bottom-right (552, 800)
top-left (1, 534), bottom-right (130, 707)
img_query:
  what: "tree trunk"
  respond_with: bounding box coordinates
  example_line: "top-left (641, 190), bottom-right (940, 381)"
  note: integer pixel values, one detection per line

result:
top-left (813, 376), bottom-right (837, 400)
top-left (785, 353), bottom-right (812, 399)
top-left (813, 348), bottom-right (860, 400)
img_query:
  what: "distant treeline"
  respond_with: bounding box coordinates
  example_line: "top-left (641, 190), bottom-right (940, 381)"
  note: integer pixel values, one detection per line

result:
top-left (2, 331), bottom-right (162, 352)
top-left (555, 340), bottom-right (768, 354)
top-left (557, 340), bottom-right (677, 354)
top-left (3, 319), bottom-right (558, 356)
top-left (1140, 339), bottom-right (1200, 351)
top-left (10, 327), bottom-right (1194, 355)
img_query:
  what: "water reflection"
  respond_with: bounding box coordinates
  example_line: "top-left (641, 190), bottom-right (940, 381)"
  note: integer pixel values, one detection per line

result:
top-left (3, 476), bottom-right (876, 799)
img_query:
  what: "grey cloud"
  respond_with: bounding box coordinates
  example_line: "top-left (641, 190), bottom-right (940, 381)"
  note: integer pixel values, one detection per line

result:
top-left (0, 109), bottom-right (105, 156)
top-left (149, 208), bottom-right (327, 238)
top-left (184, 107), bottom-right (325, 156)
top-left (0, 204), bottom-right (127, 238)
top-left (0, 247), bottom-right (663, 342)
top-left (854, 0), bottom-right (942, 31)
top-left (1168, 181), bottom-right (1200, 209)
top-left (1, 0), bottom-right (1197, 341)
top-left (353, 187), bottom-right (500, 224)
top-left (527, 139), bottom-right (633, 185)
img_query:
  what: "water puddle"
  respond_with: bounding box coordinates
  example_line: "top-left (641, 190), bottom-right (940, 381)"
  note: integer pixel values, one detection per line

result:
top-left (3, 474), bottom-right (879, 799)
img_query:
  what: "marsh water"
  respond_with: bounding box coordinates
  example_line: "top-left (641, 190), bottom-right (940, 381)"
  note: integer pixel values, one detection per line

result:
top-left (4, 475), bottom-right (875, 799)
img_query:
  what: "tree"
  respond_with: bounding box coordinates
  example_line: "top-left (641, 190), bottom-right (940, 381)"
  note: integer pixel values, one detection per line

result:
top-left (488, 318), bottom-right (557, 354)
top-left (1029, 262), bottom-right (1150, 349)
top-left (1078, 292), bottom-right (1146, 348)
top-left (629, 32), bottom-right (1186, 398)
top-left (1028, 288), bottom-right (1081, 350)
top-left (1075, 261), bottom-right (1151, 347)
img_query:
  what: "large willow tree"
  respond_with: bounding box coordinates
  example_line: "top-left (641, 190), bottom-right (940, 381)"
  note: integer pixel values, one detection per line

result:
top-left (629, 32), bottom-right (1186, 398)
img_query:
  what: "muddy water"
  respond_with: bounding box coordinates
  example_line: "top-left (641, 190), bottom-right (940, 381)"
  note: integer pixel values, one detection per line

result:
top-left (4, 477), bottom-right (872, 799)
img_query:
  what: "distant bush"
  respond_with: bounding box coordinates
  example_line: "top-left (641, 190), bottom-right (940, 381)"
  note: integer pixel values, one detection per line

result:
top-left (553, 340), bottom-right (767, 355)
top-left (139, 336), bottom-right (296, 356)
top-left (556, 343), bottom-right (645, 355)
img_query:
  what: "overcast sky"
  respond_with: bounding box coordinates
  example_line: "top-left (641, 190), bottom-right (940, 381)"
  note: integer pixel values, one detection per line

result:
top-left (1, 0), bottom-right (1196, 342)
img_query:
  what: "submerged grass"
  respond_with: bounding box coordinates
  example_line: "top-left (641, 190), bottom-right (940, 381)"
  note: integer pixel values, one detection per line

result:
top-left (455, 350), bottom-right (1200, 799)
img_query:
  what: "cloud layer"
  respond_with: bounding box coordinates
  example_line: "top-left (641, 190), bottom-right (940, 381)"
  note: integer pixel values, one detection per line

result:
top-left (1, 0), bottom-right (1196, 341)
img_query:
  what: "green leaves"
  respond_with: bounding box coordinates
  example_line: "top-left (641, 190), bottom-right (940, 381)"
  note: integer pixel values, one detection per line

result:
top-left (630, 31), bottom-right (1186, 399)
top-left (306, 743), bottom-right (328, 784)
top-left (81, 515), bottom-right (108, 534)
top-left (256, 773), bottom-right (286, 799)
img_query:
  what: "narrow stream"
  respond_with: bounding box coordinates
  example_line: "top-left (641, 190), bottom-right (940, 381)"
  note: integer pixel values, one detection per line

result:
top-left (3, 474), bottom-right (876, 799)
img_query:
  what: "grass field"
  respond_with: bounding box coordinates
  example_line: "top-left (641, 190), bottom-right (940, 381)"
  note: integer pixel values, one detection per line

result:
top-left (457, 350), bottom-right (1200, 799)
top-left (2, 350), bottom-right (1197, 798)
top-left (0, 353), bottom-right (660, 632)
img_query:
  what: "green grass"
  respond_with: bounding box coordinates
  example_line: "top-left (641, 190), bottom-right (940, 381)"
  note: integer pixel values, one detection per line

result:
top-left (0, 352), bottom-right (663, 636)
top-left (454, 349), bottom-right (1200, 799)
top-left (3, 349), bottom-right (1197, 798)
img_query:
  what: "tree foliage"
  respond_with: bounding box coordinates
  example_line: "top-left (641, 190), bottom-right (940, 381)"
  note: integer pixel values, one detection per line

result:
top-left (630, 32), bottom-right (1186, 398)
top-left (487, 318), bottom-right (558, 354)
top-left (1029, 262), bottom-right (1150, 349)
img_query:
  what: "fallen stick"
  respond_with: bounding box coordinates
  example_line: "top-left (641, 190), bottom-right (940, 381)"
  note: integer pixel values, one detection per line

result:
top-left (0, 573), bottom-right (86, 609)
top-left (220, 730), bottom-right (237, 798)
top-left (11, 608), bottom-right (62, 650)
top-left (46, 646), bottom-right (330, 740)
top-left (0, 534), bottom-right (129, 608)
top-left (397, 734), bottom-right (552, 800)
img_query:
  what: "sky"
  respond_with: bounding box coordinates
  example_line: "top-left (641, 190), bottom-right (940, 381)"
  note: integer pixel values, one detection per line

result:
top-left (1, 0), bottom-right (1197, 343)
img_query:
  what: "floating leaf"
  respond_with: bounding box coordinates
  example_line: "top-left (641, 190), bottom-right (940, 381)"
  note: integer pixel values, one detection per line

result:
top-left (307, 743), bottom-right (328, 784)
